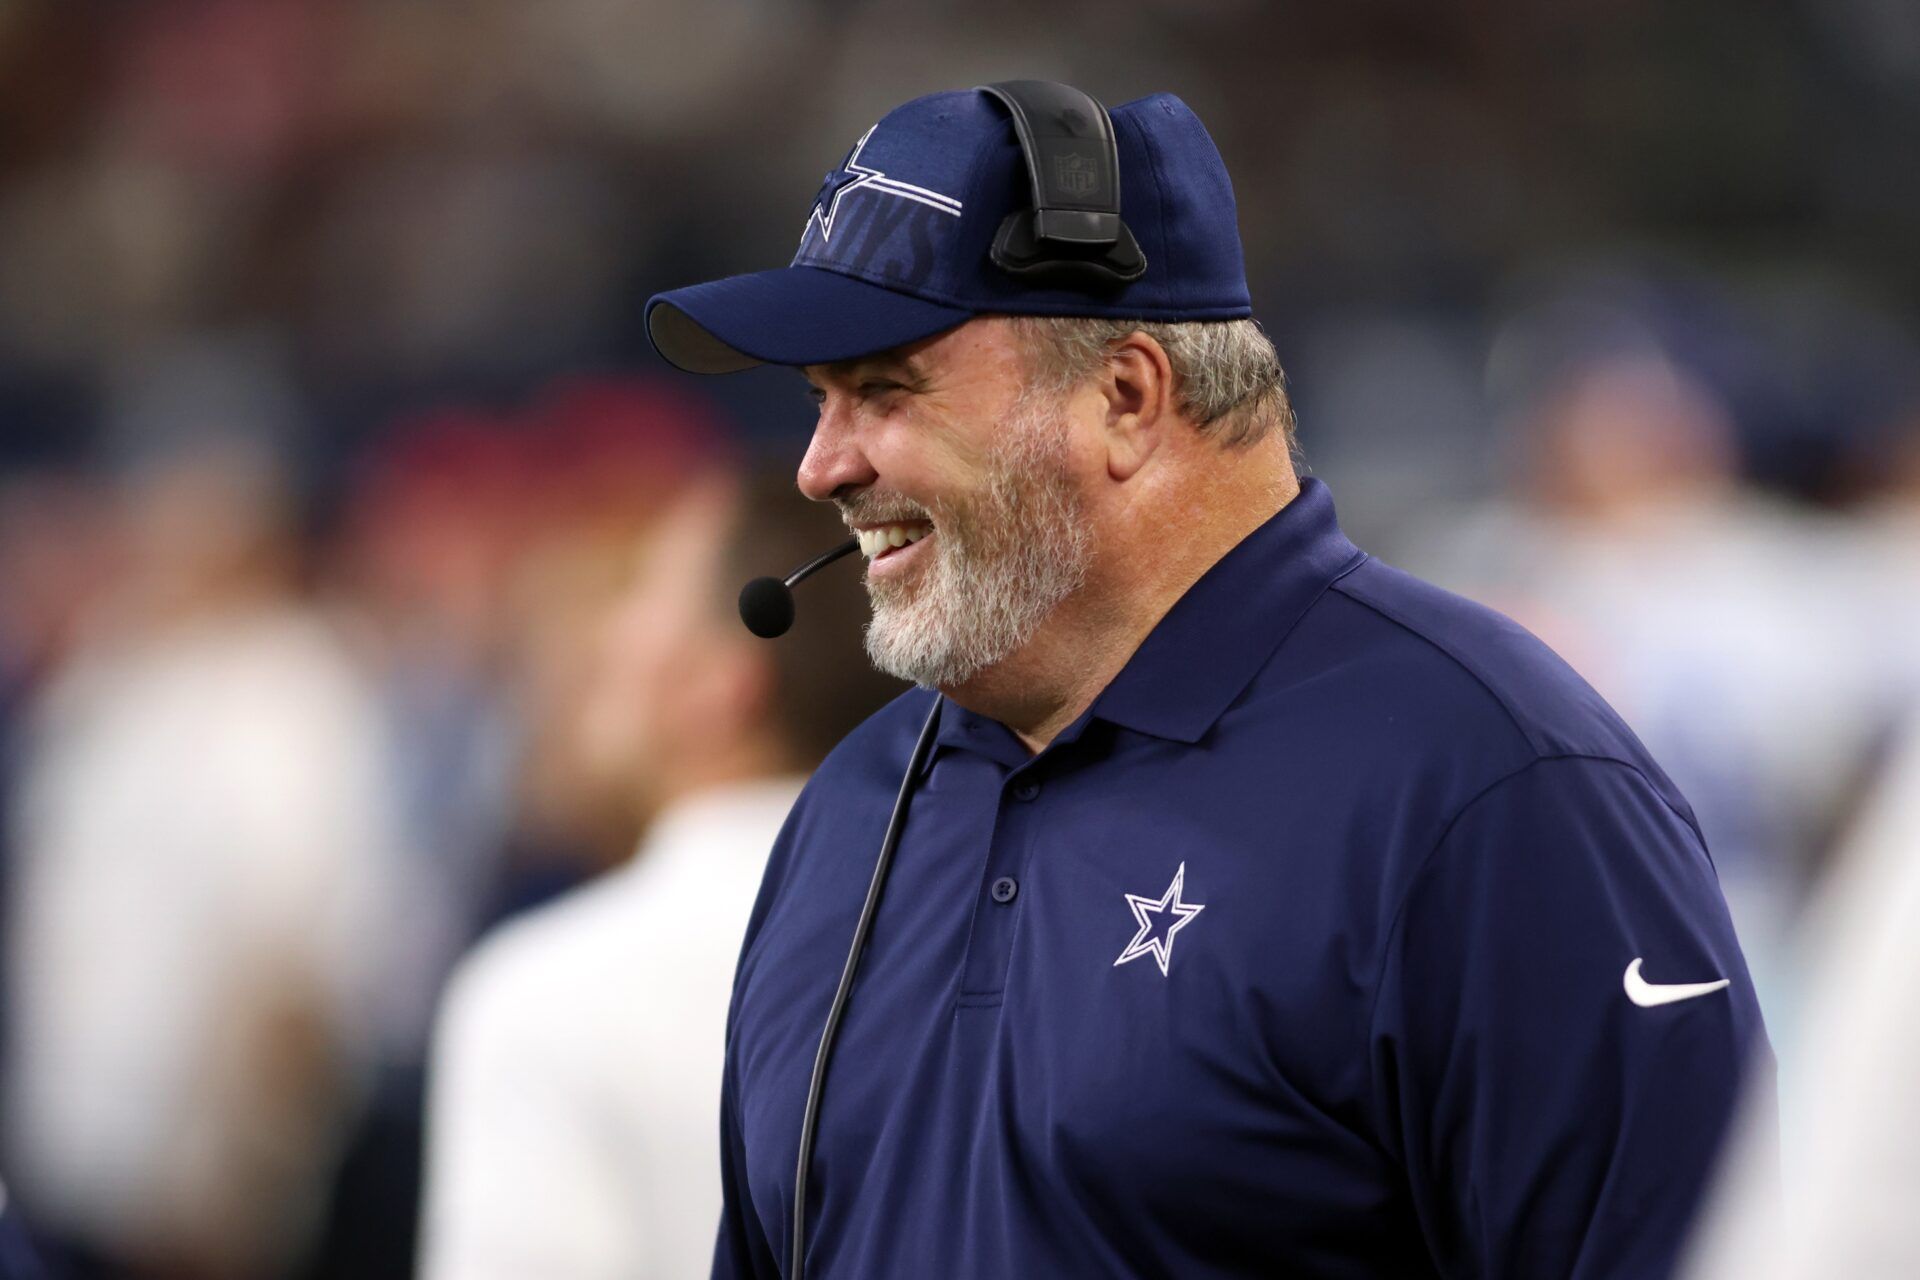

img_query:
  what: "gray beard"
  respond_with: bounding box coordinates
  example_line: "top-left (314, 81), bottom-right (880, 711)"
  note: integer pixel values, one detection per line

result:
top-left (860, 394), bottom-right (1091, 690)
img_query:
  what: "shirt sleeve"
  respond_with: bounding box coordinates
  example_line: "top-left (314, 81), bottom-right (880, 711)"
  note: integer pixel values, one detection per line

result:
top-left (1369, 754), bottom-right (1772, 1280)
top-left (711, 1047), bottom-right (780, 1279)
top-left (711, 791), bottom-right (816, 1280)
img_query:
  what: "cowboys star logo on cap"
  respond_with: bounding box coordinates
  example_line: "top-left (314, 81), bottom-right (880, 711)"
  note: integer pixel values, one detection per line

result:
top-left (801, 125), bottom-right (963, 247)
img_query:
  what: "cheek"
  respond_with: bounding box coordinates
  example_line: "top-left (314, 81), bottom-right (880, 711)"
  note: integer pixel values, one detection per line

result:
top-left (598, 606), bottom-right (692, 722)
top-left (870, 408), bottom-right (1010, 507)
top-left (871, 444), bottom-right (968, 510)
top-left (582, 617), bottom-right (713, 775)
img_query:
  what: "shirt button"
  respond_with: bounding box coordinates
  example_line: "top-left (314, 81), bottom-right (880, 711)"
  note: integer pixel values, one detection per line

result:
top-left (990, 876), bottom-right (1019, 904)
top-left (1012, 780), bottom-right (1040, 802)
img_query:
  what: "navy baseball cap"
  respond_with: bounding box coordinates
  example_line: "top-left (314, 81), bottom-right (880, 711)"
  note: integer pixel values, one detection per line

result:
top-left (645, 88), bottom-right (1252, 374)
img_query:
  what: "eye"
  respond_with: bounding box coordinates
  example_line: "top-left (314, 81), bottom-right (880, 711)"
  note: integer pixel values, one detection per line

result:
top-left (858, 378), bottom-right (907, 402)
top-left (804, 385), bottom-right (827, 406)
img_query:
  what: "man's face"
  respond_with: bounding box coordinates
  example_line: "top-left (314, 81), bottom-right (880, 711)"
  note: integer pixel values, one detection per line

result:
top-left (798, 320), bottom-right (1095, 689)
top-left (576, 481), bottom-right (738, 806)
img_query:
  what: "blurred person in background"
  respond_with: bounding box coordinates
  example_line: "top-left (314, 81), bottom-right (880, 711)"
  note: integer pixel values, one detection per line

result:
top-left (1849, 400), bottom-right (1920, 701)
top-left (1680, 401), bottom-right (1920, 1279)
top-left (3, 437), bottom-right (401, 1280)
top-left (419, 468), bottom-right (899, 1280)
top-left (300, 377), bottom-right (727, 1279)
top-left (0, 468), bottom-right (125, 1092)
top-left (1683, 709), bottom-right (1920, 1279)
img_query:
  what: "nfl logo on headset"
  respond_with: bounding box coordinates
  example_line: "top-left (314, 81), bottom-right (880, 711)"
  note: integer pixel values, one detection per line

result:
top-left (1054, 151), bottom-right (1100, 198)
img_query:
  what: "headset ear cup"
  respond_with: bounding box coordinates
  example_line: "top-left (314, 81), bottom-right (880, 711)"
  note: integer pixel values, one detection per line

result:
top-left (991, 211), bottom-right (1147, 287)
top-left (1099, 221), bottom-right (1148, 281)
top-left (988, 211), bottom-right (1043, 273)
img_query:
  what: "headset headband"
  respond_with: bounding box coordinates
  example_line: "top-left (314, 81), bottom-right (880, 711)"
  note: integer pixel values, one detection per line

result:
top-left (978, 80), bottom-right (1148, 288)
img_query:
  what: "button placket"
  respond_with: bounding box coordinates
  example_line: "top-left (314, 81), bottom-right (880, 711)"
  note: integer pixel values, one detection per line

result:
top-left (957, 774), bottom-right (1043, 998)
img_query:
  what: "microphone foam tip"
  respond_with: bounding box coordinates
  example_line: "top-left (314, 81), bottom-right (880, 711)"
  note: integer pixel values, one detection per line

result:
top-left (738, 576), bottom-right (796, 638)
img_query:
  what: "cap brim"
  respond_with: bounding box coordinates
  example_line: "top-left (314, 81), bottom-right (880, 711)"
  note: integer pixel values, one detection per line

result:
top-left (646, 266), bottom-right (974, 374)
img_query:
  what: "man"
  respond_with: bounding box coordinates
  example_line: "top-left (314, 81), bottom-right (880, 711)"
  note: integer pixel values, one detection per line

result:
top-left (646, 84), bottom-right (1768, 1278)
top-left (419, 473), bottom-right (899, 1280)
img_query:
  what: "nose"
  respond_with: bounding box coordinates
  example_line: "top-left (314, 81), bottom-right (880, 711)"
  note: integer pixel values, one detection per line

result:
top-left (796, 399), bottom-right (877, 503)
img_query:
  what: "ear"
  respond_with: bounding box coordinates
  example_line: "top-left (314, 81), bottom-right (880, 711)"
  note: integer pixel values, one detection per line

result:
top-left (1097, 331), bottom-right (1177, 482)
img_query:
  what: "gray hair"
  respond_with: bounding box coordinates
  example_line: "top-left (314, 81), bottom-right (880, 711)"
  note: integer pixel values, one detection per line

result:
top-left (1008, 316), bottom-right (1296, 449)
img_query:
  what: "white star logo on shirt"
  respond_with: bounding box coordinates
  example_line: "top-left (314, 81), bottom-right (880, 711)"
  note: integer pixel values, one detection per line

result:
top-left (1113, 862), bottom-right (1206, 977)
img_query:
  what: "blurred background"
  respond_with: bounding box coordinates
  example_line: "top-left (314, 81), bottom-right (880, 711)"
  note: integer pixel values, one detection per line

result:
top-left (0, 0), bottom-right (1915, 1276)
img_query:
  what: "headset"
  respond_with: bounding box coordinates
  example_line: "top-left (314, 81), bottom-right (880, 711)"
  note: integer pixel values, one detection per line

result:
top-left (979, 80), bottom-right (1147, 288)
top-left (738, 79), bottom-right (1129, 1279)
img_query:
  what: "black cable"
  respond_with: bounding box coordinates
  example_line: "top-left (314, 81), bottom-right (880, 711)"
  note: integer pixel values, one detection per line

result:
top-left (784, 537), bottom-right (861, 589)
top-left (790, 694), bottom-right (943, 1279)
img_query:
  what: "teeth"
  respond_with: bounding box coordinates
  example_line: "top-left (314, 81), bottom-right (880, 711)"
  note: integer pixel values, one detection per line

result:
top-left (856, 524), bottom-right (932, 558)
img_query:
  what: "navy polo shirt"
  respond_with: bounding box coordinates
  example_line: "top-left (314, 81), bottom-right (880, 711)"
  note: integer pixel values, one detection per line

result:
top-left (714, 479), bottom-right (1768, 1279)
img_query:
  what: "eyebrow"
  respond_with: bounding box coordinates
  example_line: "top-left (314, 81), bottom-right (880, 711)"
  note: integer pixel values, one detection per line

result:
top-left (803, 350), bottom-right (928, 388)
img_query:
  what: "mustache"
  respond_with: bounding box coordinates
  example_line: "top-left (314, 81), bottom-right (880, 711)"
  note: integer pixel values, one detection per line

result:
top-left (837, 492), bottom-right (934, 527)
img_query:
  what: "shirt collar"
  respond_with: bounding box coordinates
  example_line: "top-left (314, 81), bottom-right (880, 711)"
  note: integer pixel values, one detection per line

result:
top-left (929, 477), bottom-right (1365, 765)
top-left (1091, 477), bottom-right (1364, 743)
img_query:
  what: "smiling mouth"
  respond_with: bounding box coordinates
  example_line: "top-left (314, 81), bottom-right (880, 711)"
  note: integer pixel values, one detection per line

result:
top-left (854, 522), bottom-right (933, 560)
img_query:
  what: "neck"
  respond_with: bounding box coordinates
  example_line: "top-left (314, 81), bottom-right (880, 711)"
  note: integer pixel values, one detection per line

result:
top-left (642, 728), bottom-right (794, 823)
top-left (947, 440), bottom-right (1300, 753)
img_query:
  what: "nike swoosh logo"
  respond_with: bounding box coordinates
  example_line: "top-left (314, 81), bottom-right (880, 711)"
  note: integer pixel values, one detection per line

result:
top-left (1623, 957), bottom-right (1730, 1008)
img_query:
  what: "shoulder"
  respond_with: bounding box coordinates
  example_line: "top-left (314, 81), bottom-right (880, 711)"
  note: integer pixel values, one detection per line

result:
top-left (802, 686), bottom-right (942, 799)
top-left (773, 687), bottom-right (940, 849)
top-left (1325, 556), bottom-right (1666, 765)
top-left (436, 874), bottom-right (639, 1057)
top-left (732, 688), bottom-right (938, 971)
top-left (1230, 553), bottom-right (1697, 840)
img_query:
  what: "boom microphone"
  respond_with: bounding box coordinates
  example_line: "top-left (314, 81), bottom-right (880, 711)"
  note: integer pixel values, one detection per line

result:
top-left (739, 537), bottom-right (860, 638)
